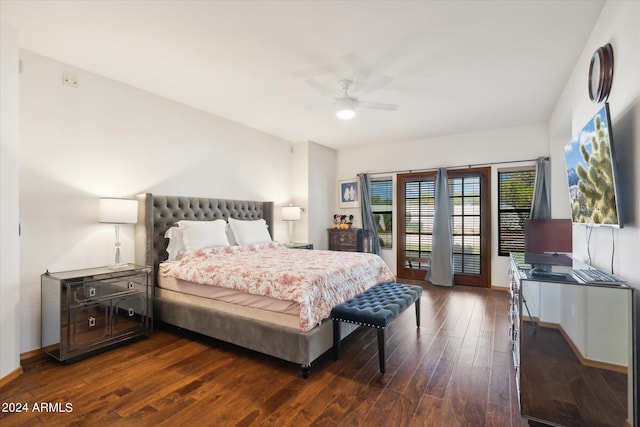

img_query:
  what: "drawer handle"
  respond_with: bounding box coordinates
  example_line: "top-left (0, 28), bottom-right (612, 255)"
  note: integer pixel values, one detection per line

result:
top-left (88, 287), bottom-right (96, 297)
top-left (128, 281), bottom-right (135, 289)
top-left (128, 308), bottom-right (135, 317)
top-left (340, 236), bottom-right (345, 242)
top-left (88, 316), bottom-right (96, 327)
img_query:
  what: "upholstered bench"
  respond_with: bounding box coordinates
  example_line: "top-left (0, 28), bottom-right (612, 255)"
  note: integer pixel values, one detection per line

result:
top-left (331, 282), bottom-right (422, 373)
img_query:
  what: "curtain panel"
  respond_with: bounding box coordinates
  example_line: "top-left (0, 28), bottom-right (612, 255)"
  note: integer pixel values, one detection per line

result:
top-left (358, 173), bottom-right (381, 255)
top-left (427, 168), bottom-right (454, 286)
top-left (530, 157), bottom-right (551, 219)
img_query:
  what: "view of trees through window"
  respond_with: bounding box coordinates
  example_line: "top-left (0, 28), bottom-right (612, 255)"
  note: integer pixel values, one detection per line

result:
top-left (371, 179), bottom-right (393, 249)
top-left (498, 168), bottom-right (536, 256)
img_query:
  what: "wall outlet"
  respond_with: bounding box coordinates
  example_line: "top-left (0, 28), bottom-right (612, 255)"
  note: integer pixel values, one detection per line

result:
top-left (62, 74), bottom-right (78, 88)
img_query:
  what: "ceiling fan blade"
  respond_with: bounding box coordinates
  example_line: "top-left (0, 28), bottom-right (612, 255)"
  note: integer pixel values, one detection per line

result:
top-left (304, 79), bottom-right (336, 97)
top-left (358, 101), bottom-right (398, 111)
top-left (357, 75), bottom-right (394, 95)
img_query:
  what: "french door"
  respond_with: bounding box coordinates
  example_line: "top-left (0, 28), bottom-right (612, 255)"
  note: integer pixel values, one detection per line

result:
top-left (397, 167), bottom-right (491, 287)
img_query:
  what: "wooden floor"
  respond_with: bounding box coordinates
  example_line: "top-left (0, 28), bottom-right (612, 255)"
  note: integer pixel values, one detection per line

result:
top-left (1, 283), bottom-right (529, 427)
top-left (520, 323), bottom-right (627, 427)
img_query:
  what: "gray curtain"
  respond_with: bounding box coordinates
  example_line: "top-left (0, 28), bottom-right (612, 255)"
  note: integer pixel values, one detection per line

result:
top-left (427, 168), bottom-right (454, 286)
top-left (358, 173), bottom-right (381, 255)
top-left (530, 157), bottom-right (551, 219)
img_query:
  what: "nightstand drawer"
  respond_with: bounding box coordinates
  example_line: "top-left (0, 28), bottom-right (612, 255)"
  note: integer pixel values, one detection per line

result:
top-left (69, 273), bottom-right (148, 305)
top-left (112, 293), bottom-right (148, 336)
top-left (69, 303), bottom-right (110, 351)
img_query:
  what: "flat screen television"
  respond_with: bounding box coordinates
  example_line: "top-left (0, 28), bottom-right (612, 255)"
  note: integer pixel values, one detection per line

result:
top-left (524, 219), bottom-right (573, 254)
top-left (564, 103), bottom-right (622, 227)
top-left (524, 219), bottom-right (573, 267)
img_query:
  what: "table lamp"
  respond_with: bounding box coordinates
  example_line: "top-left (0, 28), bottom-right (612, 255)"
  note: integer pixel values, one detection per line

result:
top-left (99, 198), bottom-right (138, 268)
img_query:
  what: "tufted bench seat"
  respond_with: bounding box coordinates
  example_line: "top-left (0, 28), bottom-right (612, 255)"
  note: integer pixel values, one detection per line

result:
top-left (331, 282), bottom-right (422, 373)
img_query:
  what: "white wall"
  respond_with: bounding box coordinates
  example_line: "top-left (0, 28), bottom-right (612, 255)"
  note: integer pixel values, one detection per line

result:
top-left (291, 141), bottom-right (310, 245)
top-left (18, 51), bottom-right (295, 353)
top-left (0, 20), bottom-right (21, 380)
top-left (550, 1), bottom-right (639, 284)
top-left (337, 123), bottom-right (549, 286)
top-left (548, 2), bottom-right (639, 422)
top-left (291, 140), bottom-right (337, 250)
top-left (308, 142), bottom-right (337, 250)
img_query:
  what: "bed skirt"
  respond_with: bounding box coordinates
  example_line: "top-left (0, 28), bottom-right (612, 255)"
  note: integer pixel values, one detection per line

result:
top-left (155, 296), bottom-right (360, 376)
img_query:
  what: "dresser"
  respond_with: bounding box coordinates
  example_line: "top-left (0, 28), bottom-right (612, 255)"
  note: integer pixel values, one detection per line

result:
top-left (41, 264), bottom-right (152, 361)
top-left (328, 228), bottom-right (363, 252)
top-left (509, 253), bottom-right (635, 426)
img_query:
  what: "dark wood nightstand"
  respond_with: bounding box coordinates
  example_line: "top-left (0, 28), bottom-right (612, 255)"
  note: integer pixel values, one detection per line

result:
top-left (285, 243), bottom-right (314, 250)
top-left (328, 228), bottom-right (363, 252)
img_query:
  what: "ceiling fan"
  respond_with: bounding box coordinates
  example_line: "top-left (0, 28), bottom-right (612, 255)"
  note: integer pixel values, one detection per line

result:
top-left (306, 78), bottom-right (398, 120)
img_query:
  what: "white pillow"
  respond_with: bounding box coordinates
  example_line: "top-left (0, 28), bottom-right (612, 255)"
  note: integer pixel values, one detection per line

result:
top-left (164, 226), bottom-right (186, 261)
top-left (178, 219), bottom-right (230, 252)
top-left (228, 218), bottom-right (272, 245)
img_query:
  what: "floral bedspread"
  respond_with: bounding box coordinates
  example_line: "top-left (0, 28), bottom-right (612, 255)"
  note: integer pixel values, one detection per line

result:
top-left (163, 242), bottom-right (395, 331)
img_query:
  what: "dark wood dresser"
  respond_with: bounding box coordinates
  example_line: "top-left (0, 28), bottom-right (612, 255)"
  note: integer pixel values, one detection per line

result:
top-left (328, 228), bottom-right (363, 252)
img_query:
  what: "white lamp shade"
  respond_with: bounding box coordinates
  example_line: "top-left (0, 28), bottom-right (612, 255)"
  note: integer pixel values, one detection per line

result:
top-left (282, 206), bottom-right (301, 221)
top-left (99, 198), bottom-right (138, 224)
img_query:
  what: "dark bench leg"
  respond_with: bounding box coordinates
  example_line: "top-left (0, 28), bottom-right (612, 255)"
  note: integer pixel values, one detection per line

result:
top-left (333, 319), bottom-right (341, 360)
top-left (415, 298), bottom-right (421, 328)
top-left (377, 328), bottom-right (386, 373)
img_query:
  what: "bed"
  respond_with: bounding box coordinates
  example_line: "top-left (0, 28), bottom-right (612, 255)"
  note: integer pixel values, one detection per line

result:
top-left (134, 193), bottom-right (395, 377)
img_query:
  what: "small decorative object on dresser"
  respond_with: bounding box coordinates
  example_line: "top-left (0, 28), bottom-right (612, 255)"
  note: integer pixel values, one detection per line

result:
top-left (328, 228), bottom-right (363, 252)
top-left (41, 264), bottom-right (152, 362)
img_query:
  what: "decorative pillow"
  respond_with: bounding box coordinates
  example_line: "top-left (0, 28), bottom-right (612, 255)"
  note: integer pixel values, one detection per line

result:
top-left (164, 226), bottom-right (186, 261)
top-left (178, 219), bottom-right (230, 252)
top-left (228, 218), bottom-right (272, 245)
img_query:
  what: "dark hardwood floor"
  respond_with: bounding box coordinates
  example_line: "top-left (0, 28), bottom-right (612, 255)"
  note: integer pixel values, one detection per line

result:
top-left (1, 283), bottom-right (529, 427)
top-left (520, 323), bottom-right (627, 427)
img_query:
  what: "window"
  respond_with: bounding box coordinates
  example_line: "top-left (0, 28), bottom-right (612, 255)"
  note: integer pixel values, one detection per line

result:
top-left (449, 174), bottom-right (482, 276)
top-left (498, 168), bottom-right (536, 256)
top-left (370, 179), bottom-right (393, 249)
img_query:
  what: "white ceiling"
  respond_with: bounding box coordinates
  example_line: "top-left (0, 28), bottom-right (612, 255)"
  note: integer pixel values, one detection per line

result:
top-left (1, 0), bottom-right (605, 150)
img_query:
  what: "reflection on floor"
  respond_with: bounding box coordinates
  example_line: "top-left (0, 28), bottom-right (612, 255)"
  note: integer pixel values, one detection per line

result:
top-left (520, 322), bottom-right (627, 427)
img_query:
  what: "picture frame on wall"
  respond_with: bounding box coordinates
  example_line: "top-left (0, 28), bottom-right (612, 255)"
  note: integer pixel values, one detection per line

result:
top-left (339, 179), bottom-right (360, 208)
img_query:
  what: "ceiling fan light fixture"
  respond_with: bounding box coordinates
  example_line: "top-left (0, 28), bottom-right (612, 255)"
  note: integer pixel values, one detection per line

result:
top-left (335, 98), bottom-right (356, 120)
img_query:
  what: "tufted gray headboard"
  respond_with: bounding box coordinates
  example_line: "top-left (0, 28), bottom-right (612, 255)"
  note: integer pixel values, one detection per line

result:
top-left (134, 193), bottom-right (274, 286)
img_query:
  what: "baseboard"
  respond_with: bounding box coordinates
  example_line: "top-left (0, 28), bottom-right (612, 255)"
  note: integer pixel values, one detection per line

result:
top-left (523, 318), bottom-right (627, 373)
top-left (555, 323), bottom-right (627, 374)
top-left (490, 285), bottom-right (509, 291)
top-left (20, 348), bottom-right (42, 362)
top-left (0, 366), bottom-right (23, 388)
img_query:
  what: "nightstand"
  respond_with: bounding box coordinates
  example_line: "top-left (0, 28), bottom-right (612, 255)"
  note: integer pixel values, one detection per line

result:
top-left (285, 243), bottom-right (314, 250)
top-left (41, 264), bottom-right (152, 361)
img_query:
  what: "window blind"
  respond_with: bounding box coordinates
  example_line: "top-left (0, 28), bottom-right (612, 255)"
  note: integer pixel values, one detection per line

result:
top-left (498, 169), bottom-right (536, 256)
